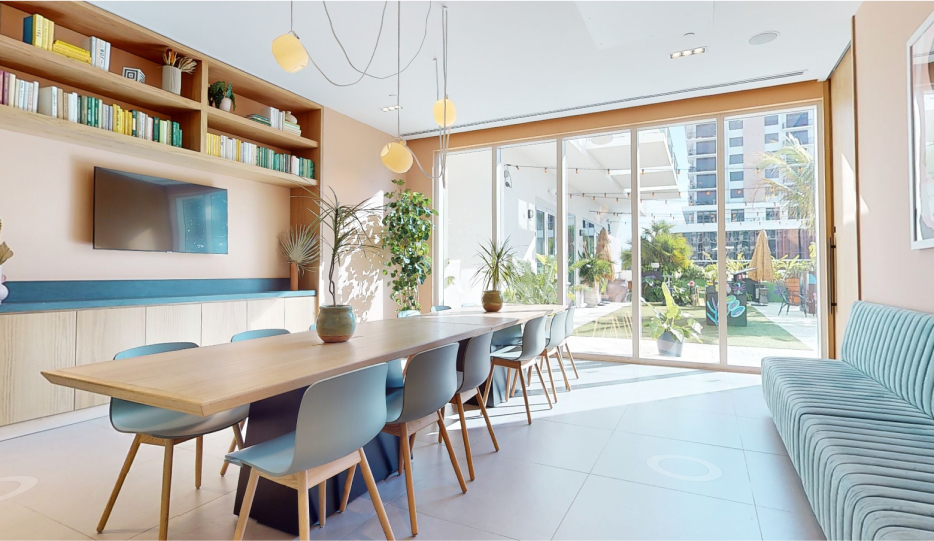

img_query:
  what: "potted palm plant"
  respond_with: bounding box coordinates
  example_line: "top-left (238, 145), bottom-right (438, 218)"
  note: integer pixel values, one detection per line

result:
top-left (473, 238), bottom-right (517, 312)
top-left (647, 283), bottom-right (702, 357)
top-left (311, 188), bottom-right (382, 342)
top-left (570, 250), bottom-right (613, 306)
top-left (279, 224), bottom-right (319, 291)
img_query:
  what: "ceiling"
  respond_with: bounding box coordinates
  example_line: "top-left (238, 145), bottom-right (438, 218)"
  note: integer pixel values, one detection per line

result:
top-left (94, 1), bottom-right (859, 139)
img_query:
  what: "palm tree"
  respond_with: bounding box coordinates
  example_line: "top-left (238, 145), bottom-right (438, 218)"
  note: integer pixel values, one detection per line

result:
top-left (621, 221), bottom-right (693, 275)
top-left (755, 134), bottom-right (815, 230)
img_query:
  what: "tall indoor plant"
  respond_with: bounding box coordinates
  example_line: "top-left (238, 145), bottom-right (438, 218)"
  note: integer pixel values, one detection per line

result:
top-left (382, 178), bottom-right (436, 312)
top-left (279, 224), bottom-right (319, 291)
top-left (473, 238), bottom-right (517, 312)
top-left (0, 219), bottom-right (12, 305)
top-left (312, 188), bottom-right (382, 342)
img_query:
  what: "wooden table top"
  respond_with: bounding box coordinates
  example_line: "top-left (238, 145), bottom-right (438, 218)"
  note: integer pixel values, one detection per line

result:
top-left (42, 312), bottom-right (555, 417)
top-left (425, 304), bottom-right (564, 323)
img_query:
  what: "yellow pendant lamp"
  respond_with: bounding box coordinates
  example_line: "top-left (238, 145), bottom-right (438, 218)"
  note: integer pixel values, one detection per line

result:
top-left (381, 140), bottom-right (413, 174)
top-left (433, 98), bottom-right (456, 127)
top-left (272, 2), bottom-right (308, 73)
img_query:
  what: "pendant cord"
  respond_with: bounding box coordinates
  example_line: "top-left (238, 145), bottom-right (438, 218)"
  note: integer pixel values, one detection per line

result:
top-left (396, 1), bottom-right (401, 138)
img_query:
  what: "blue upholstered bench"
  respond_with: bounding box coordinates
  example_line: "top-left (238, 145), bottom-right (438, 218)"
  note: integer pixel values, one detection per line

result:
top-left (763, 301), bottom-right (934, 540)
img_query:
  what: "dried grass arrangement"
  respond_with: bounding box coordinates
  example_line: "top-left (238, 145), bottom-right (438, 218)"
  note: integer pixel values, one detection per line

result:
top-left (162, 49), bottom-right (197, 74)
top-left (0, 219), bottom-right (13, 266)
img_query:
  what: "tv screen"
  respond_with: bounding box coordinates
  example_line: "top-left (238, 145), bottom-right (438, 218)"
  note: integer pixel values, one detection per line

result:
top-left (93, 167), bottom-right (228, 254)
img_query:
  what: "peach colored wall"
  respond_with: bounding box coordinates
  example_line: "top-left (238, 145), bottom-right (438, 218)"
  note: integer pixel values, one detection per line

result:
top-left (854, 2), bottom-right (934, 312)
top-left (318, 108), bottom-right (397, 321)
top-left (0, 129), bottom-right (290, 281)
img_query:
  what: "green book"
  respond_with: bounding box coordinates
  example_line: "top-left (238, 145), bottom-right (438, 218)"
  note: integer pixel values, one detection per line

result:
top-left (79, 96), bottom-right (87, 125)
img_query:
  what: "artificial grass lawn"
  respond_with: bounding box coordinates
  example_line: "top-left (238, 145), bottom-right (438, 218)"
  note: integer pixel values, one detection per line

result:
top-left (573, 302), bottom-right (809, 350)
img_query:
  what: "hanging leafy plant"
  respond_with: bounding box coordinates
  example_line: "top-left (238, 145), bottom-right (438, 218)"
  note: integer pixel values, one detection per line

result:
top-left (382, 178), bottom-right (437, 312)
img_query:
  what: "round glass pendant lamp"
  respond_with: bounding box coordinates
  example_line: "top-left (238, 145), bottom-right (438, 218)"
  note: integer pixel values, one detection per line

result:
top-left (433, 98), bottom-right (456, 127)
top-left (380, 140), bottom-right (413, 174)
top-left (272, 32), bottom-right (309, 73)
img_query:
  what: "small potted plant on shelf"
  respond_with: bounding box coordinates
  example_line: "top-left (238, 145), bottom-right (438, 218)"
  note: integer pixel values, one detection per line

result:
top-left (381, 178), bottom-right (436, 313)
top-left (161, 49), bottom-right (196, 95)
top-left (312, 188), bottom-right (382, 343)
top-left (472, 238), bottom-right (517, 313)
top-left (208, 81), bottom-right (236, 112)
top-left (647, 283), bottom-right (702, 357)
top-left (279, 224), bottom-right (319, 291)
top-left (0, 219), bottom-right (13, 305)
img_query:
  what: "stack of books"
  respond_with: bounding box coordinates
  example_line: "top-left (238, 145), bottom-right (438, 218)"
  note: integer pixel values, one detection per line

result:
top-left (22, 14), bottom-right (54, 51)
top-left (206, 133), bottom-right (314, 178)
top-left (246, 107), bottom-right (302, 136)
top-left (83, 36), bottom-right (112, 71)
top-left (51, 40), bottom-right (91, 64)
top-left (22, 14), bottom-right (111, 70)
top-left (1, 71), bottom-right (39, 112)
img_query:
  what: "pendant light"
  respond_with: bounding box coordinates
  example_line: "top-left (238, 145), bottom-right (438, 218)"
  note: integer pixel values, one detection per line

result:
top-left (272, 2), bottom-right (309, 73)
top-left (433, 98), bottom-right (456, 127)
top-left (380, 2), bottom-right (414, 174)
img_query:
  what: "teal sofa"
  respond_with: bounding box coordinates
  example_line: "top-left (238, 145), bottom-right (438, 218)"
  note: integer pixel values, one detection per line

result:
top-left (763, 301), bottom-right (934, 540)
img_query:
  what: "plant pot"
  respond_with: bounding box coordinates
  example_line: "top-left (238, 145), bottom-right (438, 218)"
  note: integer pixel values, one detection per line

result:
top-left (0, 266), bottom-right (7, 305)
top-left (289, 262), bottom-right (298, 291)
top-left (316, 305), bottom-right (356, 343)
top-left (656, 331), bottom-right (684, 357)
top-left (481, 290), bottom-right (503, 312)
top-left (584, 286), bottom-right (601, 307)
top-left (220, 97), bottom-right (233, 112)
top-left (161, 65), bottom-right (182, 95)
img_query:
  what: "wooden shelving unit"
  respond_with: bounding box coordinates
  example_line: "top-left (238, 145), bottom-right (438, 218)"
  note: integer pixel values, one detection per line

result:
top-left (0, 0), bottom-right (321, 188)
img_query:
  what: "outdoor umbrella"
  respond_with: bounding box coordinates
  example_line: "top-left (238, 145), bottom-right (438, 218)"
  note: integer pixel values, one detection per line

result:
top-left (748, 230), bottom-right (775, 282)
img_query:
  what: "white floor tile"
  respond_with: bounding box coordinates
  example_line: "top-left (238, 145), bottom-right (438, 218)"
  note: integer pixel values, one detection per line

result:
top-left (757, 506), bottom-right (826, 541)
top-left (469, 418), bottom-right (612, 473)
top-left (617, 402), bottom-right (743, 448)
top-left (745, 451), bottom-right (813, 514)
top-left (345, 502), bottom-right (509, 540)
top-left (738, 416), bottom-right (788, 455)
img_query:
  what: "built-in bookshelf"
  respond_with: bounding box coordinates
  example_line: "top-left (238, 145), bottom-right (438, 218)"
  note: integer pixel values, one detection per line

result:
top-left (0, 0), bottom-right (321, 188)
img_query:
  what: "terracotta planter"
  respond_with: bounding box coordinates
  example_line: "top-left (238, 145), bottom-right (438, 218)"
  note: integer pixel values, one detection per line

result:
top-left (481, 290), bottom-right (503, 313)
top-left (316, 305), bottom-right (356, 343)
top-left (289, 262), bottom-right (298, 291)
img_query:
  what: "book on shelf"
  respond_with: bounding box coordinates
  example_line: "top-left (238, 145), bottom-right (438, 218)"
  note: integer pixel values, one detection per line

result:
top-left (206, 132), bottom-right (314, 178)
top-left (246, 112), bottom-right (302, 136)
top-left (80, 36), bottom-right (111, 70)
top-left (52, 40), bottom-right (92, 64)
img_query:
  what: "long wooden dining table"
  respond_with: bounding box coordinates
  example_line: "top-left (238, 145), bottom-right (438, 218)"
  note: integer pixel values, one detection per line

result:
top-left (41, 305), bottom-right (559, 534)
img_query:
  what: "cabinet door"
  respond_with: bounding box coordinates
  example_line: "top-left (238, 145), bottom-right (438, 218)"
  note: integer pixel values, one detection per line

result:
top-left (0, 311), bottom-right (77, 425)
top-left (145, 304), bottom-right (202, 345)
top-left (246, 299), bottom-right (285, 330)
top-left (201, 301), bottom-right (248, 346)
top-left (284, 297), bottom-right (317, 333)
top-left (75, 307), bottom-right (146, 409)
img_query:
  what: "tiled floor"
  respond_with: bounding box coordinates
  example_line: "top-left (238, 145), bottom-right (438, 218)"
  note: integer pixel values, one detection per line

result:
top-left (0, 361), bottom-right (825, 540)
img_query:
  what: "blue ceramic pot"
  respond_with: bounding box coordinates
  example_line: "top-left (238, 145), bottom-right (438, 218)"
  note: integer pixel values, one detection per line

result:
top-left (316, 305), bottom-right (356, 343)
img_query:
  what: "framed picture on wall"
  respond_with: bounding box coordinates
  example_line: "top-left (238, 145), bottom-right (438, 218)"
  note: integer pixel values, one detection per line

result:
top-left (908, 11), bottom-right (934, 249)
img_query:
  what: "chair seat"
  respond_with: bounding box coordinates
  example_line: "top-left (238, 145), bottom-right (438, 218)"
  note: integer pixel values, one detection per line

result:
top-left (110, 399), bottom-right (249, 439)
top-left (226, 431), bottom-right (296, 477)
top-left (491, 346), bottom-right (526, 363)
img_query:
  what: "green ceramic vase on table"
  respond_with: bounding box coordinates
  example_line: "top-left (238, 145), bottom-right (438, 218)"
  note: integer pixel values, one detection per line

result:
top-left (316, 305), bottom-right (356, 343)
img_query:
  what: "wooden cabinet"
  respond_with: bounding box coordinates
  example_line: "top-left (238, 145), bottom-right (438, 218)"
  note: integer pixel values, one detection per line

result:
top-left (145, 304), bottom-right (202, 345)
top-left (0, 311), bottom-right (77, 425)
top-left (284, 296), bottom-right (317, 333)
top-left (201, 301), bottom-right (248, 346)
top-left (75, 307), bottom-right (146, 409)
top-left (247, 299), bottom-right (285, 330)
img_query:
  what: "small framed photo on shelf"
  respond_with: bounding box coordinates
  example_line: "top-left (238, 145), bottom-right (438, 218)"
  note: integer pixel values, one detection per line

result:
top-left (122, 67), bottom-right (145, 84)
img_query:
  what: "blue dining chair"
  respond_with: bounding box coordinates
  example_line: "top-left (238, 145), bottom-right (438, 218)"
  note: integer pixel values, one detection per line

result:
top-left (383, 343), bottom-right (467, 535)
top-left (229, 364), bottom-right (394, 541)
top-left (430, 305), bottom-right (452, 312)
top-left (559, 305), bottom-right (580, 379)
top-left (485, 316), bottom-right (551, 424)
top-left (98, 342), bottom-right (251, 541)
top-left (387, 309), bottom-right (421, 390)
top-left (219, 329), bottom-right (291, 476)
top-left (447, 331), bottom-right (499, 481)
top-left (538, 310), bottom-right (569, 403)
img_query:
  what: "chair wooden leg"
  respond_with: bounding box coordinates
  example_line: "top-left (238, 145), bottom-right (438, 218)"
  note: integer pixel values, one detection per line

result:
top-left (158, 439), bottom-right (174, 541)
top-left (533, 362), bottom-right (553, 409)
top-left (483, 366), bottom-right (495, 410)
top-left (436, 410), bottom-right (468, 493)
top-left (509, 368), bottom-right (520, 399)
top-left (554, 348), bottom-right (572, 392)
top-left (454, 394), bottom-right (475, 481)
top-left (233, 468), bottom-right (259, 541)
top-left (399, 424), bottom-right (418, 535)
top-left (221, 421), bottom-right (246, 476)
top-left (359, 449), bottom-right (395, 540)
top-left (340, 465), bottom-right (356, 513)
top-left (220, 435), bottom-right (237, 476)
top-left (564, 343), bottom-right (580, 379)
top-left (195, 436), bottom-right (203, 489)
top-left (518, 369), bottom-right (533, 424)
top-left (97, 434), bottom-right (141, 533)
top-left (409, 433), bottom-right (417, 459)
top-left (297, 471), bottom-right (310, 541)
top-left (475, 386), bottom-right (499, 452)
top-left (317, 481), bottom-right (327, 526)
top-left (541, 352), bottom-right (558, 404)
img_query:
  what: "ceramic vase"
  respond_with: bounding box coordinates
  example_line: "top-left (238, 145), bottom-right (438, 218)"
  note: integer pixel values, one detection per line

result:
top-left (316, 305), bottom-right (356, 343)
top-left (284, 111), bottom-right (297, 124)
top-left (481, 290), bottom-right (503, 312)
top-left (220, 97), bottom-right (233, 112)
top-left (161, 65), bottom-right (182, 95)
top-left (0, 266), bottom-right (8, 305)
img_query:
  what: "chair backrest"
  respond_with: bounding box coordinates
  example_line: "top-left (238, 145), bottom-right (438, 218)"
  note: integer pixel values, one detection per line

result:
top-left (516, 315), bottom-right (547, 361)
top-left (398, 310), bottom-right (421, 318)
top-left (491, 324), bottom-right (523, 348)
top-left (114, 342), bottom-right (198, 360)
top-left (394, 343), bottom-right (459, 424)
top-left (462, 303), bottom-right (479, 308)
top-left (431, 305), bottom-right (452, 312)
top-left (546, 310), bottom-right (569, 349)
top-left (459, 331), bottom-right (494, 392)
top-left (231, 329), bottom-right (290, 342)
top-left (564, 305), bottom-right (576, 338)
top-left (289, 364), bottom-right (389, 474)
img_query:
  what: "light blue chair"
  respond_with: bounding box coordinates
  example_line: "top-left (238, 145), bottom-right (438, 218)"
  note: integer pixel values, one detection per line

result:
top-left (447, 331), bottom-right (499, 481)
top-left (431, 305), bottom-right (452, 312)
top-left (559, 305), bottom-right (580, 379)
top-left (98, 342), bottom-right (251, 541)
top-left (485, 316), bottom-right (551, 424)
top-left (387, 310), bottom-right (421, 390)
top-left (219, 329), bottom-right (291, 476)
top-left (229, 364), bottom-right (394, 540)
top-left (462, 302), bottom-right (479, 308)
top-left (383, 343), bottom-right (467, 535)
top-left (398, 309), bottom-right (421, 317)
top-left (539, 309), bottom-right (570, 402)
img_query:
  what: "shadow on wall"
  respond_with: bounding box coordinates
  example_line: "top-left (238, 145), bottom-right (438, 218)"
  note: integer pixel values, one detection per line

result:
top-left (324, 201), bottom-right (386, 322)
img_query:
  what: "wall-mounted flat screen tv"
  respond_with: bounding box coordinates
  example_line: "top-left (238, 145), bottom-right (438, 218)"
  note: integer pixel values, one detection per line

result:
top-left (93, 167), bottom-right (228, 254)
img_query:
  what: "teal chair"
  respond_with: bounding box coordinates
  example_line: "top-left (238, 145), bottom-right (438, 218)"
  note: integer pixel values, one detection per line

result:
top-left (447, 331), bottom-right (499, 481)
top-left (485, 316), bottom-right (551, 424)
top-left (98, 342), bottom-right (251, 541)
top-left (229, 364), bottom-right (394, 540)
top-left (383, 343), bottom-right (467, 535)
top-left (431, 305), bottom-right (452, 312)
top-left (219, 329), bottom-right (291, 476)
top-left (539, 309), bottom-right (570, 402)
top-left (388, 310), bottom-right (421, 390)
top-left (559, 305), bottom-right (580, 379)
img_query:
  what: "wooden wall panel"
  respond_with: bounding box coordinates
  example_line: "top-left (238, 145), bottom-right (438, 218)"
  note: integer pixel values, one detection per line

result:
top-left (284, 297), bottom-right (317, 333)
top-left (75, 307), bottom-right (146, 409)
top-left (201, 301), bottom-right (248, 346)
top-left (0, 311), bottom-right (77, 425)
top-left (246, 299), bottom-right (285, 330)
top-left (145, 304), bottom-right (202, 345)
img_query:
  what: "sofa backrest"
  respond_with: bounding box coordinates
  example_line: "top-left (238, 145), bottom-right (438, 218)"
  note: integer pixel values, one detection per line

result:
top-left (842, 301), bottom-right (934, 416)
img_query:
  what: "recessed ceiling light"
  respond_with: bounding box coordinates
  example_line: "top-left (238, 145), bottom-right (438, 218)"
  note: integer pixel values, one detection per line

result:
top-left (381, 105), bottom-right (403, 112)
top-left (670, 46), bottom-right (706, 59)
top-left (749, 31), bottom-right (779, 46)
